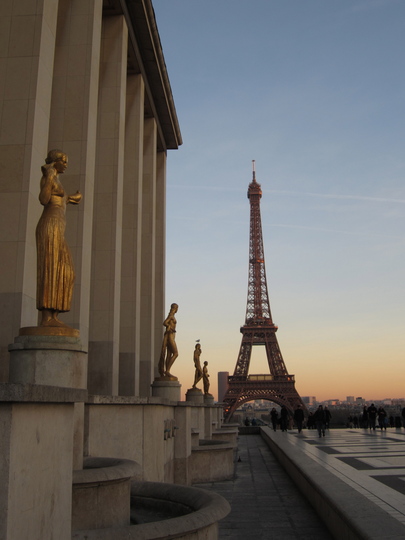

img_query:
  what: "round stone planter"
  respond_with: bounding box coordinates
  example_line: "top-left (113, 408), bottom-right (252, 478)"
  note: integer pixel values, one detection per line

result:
top-left (72, 457), bottom-right (140, 531)
top-left (72, 480), bottom-right (230, 540)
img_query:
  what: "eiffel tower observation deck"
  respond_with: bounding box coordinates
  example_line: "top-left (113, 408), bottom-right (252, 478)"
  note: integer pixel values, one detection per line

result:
top-left (223, 162), bottom-right (305, 421)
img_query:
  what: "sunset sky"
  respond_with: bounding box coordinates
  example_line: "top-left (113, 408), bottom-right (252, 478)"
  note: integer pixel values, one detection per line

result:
top-left (153, 0), bottom-right (405, 403)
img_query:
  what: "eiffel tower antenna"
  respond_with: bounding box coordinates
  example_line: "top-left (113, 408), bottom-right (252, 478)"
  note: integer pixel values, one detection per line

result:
top-left (223, 163), bottom-right (305, 421)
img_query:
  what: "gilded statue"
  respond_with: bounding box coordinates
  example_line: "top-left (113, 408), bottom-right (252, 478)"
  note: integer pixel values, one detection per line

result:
top-left (203, 361), bottom-right (210, 394)
top-left (36, 149), bottom-right (81, 327)
top-left (192, 343), bottom-right (203, 388)
top-left (158, 303), bottom-right (179, 379)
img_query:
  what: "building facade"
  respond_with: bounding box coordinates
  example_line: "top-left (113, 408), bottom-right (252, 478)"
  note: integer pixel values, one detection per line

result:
top-left (0, 0), bottom-right (181, 396)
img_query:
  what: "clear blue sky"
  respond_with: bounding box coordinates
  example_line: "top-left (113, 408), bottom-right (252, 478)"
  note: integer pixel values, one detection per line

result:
top-left (153, 0), bottom-right (405, 402)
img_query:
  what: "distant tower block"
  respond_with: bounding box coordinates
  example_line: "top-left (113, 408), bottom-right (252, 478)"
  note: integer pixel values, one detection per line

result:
top-left (217, 371), bottom-right (229, 403)
top-left (223, 162), bottom-right (305, 421)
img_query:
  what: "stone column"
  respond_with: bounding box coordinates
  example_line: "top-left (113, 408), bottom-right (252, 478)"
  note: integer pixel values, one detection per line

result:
top-left (139, 118), bottom-right (157, 397)
top-left (119, 74), bottom-right (145, 396)
top-left (88, 15), bottom-right (128, 395)
top-left (47, 0), bottom-right (103, 344)
top-left (154, 151), bottom-right (166, 376)
top-left (0, 0), bottom-right (59, 381)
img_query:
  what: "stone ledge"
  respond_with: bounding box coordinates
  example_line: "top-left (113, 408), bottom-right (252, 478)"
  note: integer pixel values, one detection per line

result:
top-left (87, 395), bottom-right (179, 406)
top-left (73, 457), bottom-right (141, 486)
top-left (87, 395), bottom-right (149, 405)
top-left (192, 439), bottom-right (234, 451)
top-left (0, 383), bottom-right (87, 403)
top-left (9, 334), bottom-right (86, 352)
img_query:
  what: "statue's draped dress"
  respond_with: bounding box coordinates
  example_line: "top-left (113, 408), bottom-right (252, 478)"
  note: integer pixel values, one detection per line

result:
top-left (36, 168), bottom-right (75, 312)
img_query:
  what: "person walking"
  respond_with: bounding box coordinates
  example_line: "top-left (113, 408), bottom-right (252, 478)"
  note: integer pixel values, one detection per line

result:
top-left (367, 403), bottom-right (377, 431)
top-left (362, 406), bottom-right (368, 429)
top-left (378, 407), bottom-right (387, 430)
top-left (280, 405), bottom-right (289, 432)
top-left (270, 408), bottom-right (278, 432)
top-left (294, 405), bottom-right (305, 433)
top-left (324, 407), bottom-right (332, 429)
top-left (314, 405), bottom-right (326, 438)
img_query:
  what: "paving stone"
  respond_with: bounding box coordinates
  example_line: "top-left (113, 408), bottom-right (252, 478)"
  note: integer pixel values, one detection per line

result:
top-left (195, 434), bottom-right (333, 539)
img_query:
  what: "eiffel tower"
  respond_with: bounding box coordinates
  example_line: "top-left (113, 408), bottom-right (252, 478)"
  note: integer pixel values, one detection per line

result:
top-left (223, 162), bottom-right (305, 421)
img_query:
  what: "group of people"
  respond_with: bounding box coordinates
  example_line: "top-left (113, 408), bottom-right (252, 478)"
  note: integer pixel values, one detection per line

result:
top-left (247, 403), bottom-right (405, 434)
top-left (268, 404), bottom-right (332, 438)
top-left (360, 404), bottom-right (396, 430)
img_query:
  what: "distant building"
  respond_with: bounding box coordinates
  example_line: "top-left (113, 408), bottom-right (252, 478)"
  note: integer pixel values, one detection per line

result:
top-left (347, 396), bottom-right (355, 404)
top-left (217, 371), bottom-right (229, 403)
top-left (356, 397), bottom-right (365, 404)
top-left (302, 396), bottom-right (316, 406)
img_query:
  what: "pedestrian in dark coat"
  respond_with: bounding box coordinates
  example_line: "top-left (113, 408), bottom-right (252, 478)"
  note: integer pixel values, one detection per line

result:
top-left (367, 403), bottom-right (377, 430)
top-left (314, 405), bottom-right (326, 438)
top-left (280, 405), bottom-right (289, 432)
top-left (270, 408), bottom-right (278, 432)
top-left (324, 407), bottom-right (332, 429)
top-left (294, 405), bottom-right (305, 433)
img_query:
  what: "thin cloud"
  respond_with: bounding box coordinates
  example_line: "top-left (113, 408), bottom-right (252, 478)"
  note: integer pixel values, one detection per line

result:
top-left (169, 215), bottom-right (404, 240)
top-left (265, 190), bottom-right (405, 205)
top-left (347, 0), bottom-right (400, 13)
top-left (267, 223), bottom-right (404, 240)
top-left (170, 184), bottom-right (405, 204)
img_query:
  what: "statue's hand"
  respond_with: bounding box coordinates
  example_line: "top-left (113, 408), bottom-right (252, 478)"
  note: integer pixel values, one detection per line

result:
top-left (68, 191), bottom-right (82, 204)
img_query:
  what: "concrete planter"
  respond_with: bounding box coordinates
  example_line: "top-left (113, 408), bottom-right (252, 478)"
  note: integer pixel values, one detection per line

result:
top-left (72, 481), bottom-right (230, 540)
top-left (72, 457), bottom-right (140, 531)
top-left (191, 440), bottom-right (234, 483)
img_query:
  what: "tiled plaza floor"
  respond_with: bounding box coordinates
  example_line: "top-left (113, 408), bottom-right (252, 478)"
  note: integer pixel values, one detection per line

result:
top-left (195, 434), bottom-right (333, 539)
top-left (288, 427), bottom-right (405, 526)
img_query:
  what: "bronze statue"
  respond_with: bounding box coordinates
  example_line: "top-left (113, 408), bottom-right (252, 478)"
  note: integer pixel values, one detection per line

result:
top-left (36, 149), bottom-right (81, 327)
top-left (192, 343), bottom-right (203, 388)
top-left (203, 361), bottom-right (210, 394)
top-left (158, 303), bottom-right (179, 378)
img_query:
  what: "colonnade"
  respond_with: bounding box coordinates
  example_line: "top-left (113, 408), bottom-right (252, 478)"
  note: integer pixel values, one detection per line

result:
top-left (0, 0), bottom-right (179, 396)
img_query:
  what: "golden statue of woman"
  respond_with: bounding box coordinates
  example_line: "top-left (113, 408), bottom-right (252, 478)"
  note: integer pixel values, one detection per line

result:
top-left (36, 149), bottom-right (81, 327)
top-left (158, 303), bottom-right (179, 379)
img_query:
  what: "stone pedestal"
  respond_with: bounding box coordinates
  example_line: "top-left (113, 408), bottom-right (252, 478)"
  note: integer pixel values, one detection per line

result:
top-left (151, 379), bottom-right (181, 401)
top-left (186, 387), bottom-right (204, 404)
top-left (8, 333), bottom-right (88, 470)
top-left (204, 393), bottom-right (214, 405)
top-left (8, 334), bottom-right (87, 389)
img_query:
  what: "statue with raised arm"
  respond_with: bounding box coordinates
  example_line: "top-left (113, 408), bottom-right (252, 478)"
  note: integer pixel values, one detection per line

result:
top-left (192, 343), bottom-right (203, 388)
top-left (203, 361), bottom-right (210, 394)
top-left (158, 303), bottom-right (179, 379)
top-left (36, 149), bottom-right (81, 328)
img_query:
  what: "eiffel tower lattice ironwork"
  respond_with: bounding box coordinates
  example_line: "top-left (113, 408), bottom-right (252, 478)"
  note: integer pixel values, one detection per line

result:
top-left (223, 162), bottom-right (305, 421)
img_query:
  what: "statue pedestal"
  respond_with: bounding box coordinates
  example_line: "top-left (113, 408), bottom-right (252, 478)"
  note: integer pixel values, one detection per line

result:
top-left (186, 387), bottom-right (204, 404)
top-left (151, 379), bottom-right (181, 401)
top-left (8, 331), bottom-right (88, 470)
top-left (204, 393), bottom-right (215, 405)
top-left (8, 333), bottom-right (87, 389)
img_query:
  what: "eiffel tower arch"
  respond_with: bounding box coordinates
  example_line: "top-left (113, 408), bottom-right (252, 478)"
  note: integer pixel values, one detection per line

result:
top-left (223, 162), bottom-right (306, 422)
